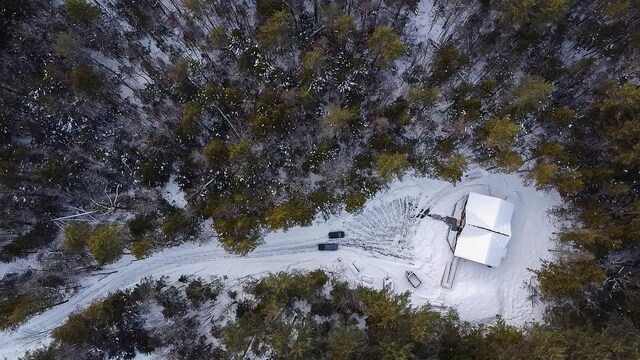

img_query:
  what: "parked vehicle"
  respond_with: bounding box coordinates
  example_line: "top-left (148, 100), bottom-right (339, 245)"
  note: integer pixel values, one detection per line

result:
top-left (318, 243), bottom-right (339, 251)
top-left (328, 231), bottom-right (345, 239)
top-left (405, 271), bottom-right (422, 288)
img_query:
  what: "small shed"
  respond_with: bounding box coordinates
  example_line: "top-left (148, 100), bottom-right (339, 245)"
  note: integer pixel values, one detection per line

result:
top-left (454, 192), bottom-right (514, 267)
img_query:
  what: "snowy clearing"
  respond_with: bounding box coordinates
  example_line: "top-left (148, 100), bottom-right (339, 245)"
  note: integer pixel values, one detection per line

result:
top-left (0, 170), bottom-right (562, 358)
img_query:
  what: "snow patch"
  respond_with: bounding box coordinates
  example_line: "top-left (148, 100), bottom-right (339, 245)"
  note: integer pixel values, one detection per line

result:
top-left (161, 175), bottom-right (188, 209)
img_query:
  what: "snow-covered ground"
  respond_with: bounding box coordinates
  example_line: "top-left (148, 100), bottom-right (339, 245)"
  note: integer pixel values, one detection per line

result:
top-left (0, 170), bottom-right (561, 358)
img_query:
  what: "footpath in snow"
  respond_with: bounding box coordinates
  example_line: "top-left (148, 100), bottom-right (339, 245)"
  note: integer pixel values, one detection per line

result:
top-left (0, 170), bottom-right (562, 358)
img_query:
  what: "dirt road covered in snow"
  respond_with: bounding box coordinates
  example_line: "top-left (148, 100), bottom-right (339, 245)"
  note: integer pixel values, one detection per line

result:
top-left (0, 171), bottom-right (562, 358)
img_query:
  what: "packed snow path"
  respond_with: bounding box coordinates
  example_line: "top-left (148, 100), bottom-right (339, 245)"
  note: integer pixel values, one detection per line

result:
top-left (0, 171), bottom-right (562, 358)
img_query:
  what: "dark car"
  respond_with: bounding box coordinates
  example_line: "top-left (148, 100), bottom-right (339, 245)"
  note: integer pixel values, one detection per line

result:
top-left (328, 231), bottom-right (345, 239)
top-left (318, 243), bottom-right (339, 251)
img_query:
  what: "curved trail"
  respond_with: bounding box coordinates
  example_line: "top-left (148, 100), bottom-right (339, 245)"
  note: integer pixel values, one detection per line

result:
top-left (0, 172), bottom-right (563, 358)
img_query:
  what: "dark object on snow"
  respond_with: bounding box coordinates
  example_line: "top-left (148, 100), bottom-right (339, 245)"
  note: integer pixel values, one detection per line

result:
top-left (328, 231), bottom-right (345, 239)
top-left (318, 243), bottom-right (339, 251)
top-left (406, 271), bottom-right (422, 288)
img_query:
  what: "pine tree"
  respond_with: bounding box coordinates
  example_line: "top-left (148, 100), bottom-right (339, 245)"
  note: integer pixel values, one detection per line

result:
top-left (161, 209), bottom-right (192, 238)
top-left (536, 259), bottom-right (605, 298)
top-left (407, 86), bottom-right (440, 110)
top-left (436, 152), bottom-right (468, 184)
top-left (554, 169), bottom-right (583, 196)
top-left (429, 46), bottom-right (470, 84)
top-left (375, 153), bottom-right (409, 181)
top-left (511, 77), bottom-right (553, 114)
top-left (499, 0), bottom-right (569, 28)
top-left (131, 240), bottom-right (151, 259)
top-left (70, 65), bottom-right (101, 95)
top-left (228, 141), bottom-right (251, 162)
top-left (302, 50), bottom-right (326, 71)
top-left (529, 162), bottom-right (558, 189)
top-left (63, 0), bottom-right (101, 23)
top-left (367, 26), bottom-right (406, 67)
top-left (331, 15), bottom-right (356, 40)
top-left (179, 102), bottom-right (202, 141)
top-left (258, 11), bottom-right (294, 50)
top-left (559, 229), bottom-right (621, 255)
top-left (62, 222), bottom-right (92, 253)
top-left (324, 104), bottom-right (360, 130)
top-left (54, 32), bottom-right (80, 62)
top-left (249, 92), bottom-right (292, 138)
top-left (495, 150), bottom-right (524, 172)
top-left (482, 117), bottom-right (520, 152)
top-left (410, 306), bottom-right (441, 342)
top-left (327, 323), bottom-right (367, 360)
top-left (264, 199), bottom-right (315, 231)
top-left (202, 139), bottom-right (229, 169)
top-left (87, 224), bottom-right (123, 265)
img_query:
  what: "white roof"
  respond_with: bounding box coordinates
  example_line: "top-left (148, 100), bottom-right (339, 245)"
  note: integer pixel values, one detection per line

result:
top-left (453, 193), bottom-right (515, 267)
top-left (454, 225), bottom-right (510, 267)
top-left (465, 192), bottom-right (514, 236)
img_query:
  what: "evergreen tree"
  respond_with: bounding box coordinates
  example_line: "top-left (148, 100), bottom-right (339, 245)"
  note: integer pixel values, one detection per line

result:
top-left (54, 32), bottom-right (80, 62)
top-left (161, 209), bottom-right (192, 238)
top-left (264, 199), bottom-right (315, 231)
top-left (407, 86), bottom-right (440, 110)
top-left (69, 65), bottom-right (101, 95)
top-left (536, 259), bottom-right (605, 298)
top-left (61, 222), bottom-right (92, 253)
top-left (87, 224), bottom-right (123, 265)
top-left (436, 152), bottom-right (468, 184)
top-left (495, 150), bottom-right (524, 172)
top-left (258, 11), bottom-right (294, 50)
top-left (324, 104), bottom-right (360, 130)
top-left (202, 139), bottom-right (229, 169)
top-left (375, 153), bottom-right (409, 181)
top-left (511, 77), bottom-right (553, 114)
top-left (63, 0), bottom-right (101, 23)
top-left (131, 240), bottom-right (151, 259)
top-left (51, 291), bottom-right (152, 358)
top-left (481, 117), bottom-right (520, 152)
top-left (178, 102), bottom-right (202, 141)
top-left (499, 0), bottom-right (569, 28)
top-left (529, 162), bottom-right (558, 189)
top-left (559, 229), bottom-right (621, 255)
top-left (331, 15), bottom-right (356, 40)
top-left (367, 26), bottom-right (406, 67)
top-left (228, 141), bottom-right (251, 162)
top-left (249, 92), bottom-right (292, 138)
top-left (429, 46), bottom-right (470, 84)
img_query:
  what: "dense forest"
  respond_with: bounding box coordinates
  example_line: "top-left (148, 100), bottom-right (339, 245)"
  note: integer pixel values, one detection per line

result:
top-left (20, 272), bottom-right (640, 359)
top-left (1, 0), bottom-right (639, 358)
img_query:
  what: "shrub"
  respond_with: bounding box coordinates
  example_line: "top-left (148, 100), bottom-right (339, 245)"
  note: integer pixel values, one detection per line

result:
top-left (61, 222), bottom-right (92, 253)
top-left (87, 224), bottom-right (123, 265)
top-left (185, 278), bottom-right (222, 307)
top-left (131, 240), bottom-right (152, 259)
top-left (1, 223), bottom-right (56, 259)
top-left (161, 209), bottom-right (192, 238)
top-left (127, 214), bottom-right (155, 237)
top-left (70, 65), bottom-right (101, 95)
top-left (52, 291), bottom-right (153, 358)
top-left (0, 294), bottom-right (52, 330)
top-left (63, 0), bottom-right (101, 23)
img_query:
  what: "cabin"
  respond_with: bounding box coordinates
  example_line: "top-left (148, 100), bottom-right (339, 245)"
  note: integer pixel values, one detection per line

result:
top-left (453, 192), bottom-right (515, 267)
